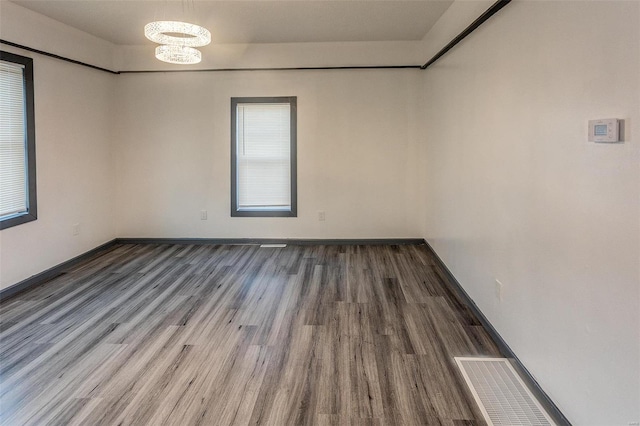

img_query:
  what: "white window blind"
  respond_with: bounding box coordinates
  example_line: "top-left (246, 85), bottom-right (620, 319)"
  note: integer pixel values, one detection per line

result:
top-left (236, 103), bottom-right (291, 210)
top-left (0, 60), bottom-right (27, 218)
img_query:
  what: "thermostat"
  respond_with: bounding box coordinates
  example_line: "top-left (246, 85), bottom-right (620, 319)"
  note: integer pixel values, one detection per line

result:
top-left (588, 118), bottom-right (619, 143)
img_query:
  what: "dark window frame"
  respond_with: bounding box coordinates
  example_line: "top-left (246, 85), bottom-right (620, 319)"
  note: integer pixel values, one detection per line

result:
top-left (0, 51), bottom-right (37, 230)
top-left (230, 96), bottom-right (297, 217)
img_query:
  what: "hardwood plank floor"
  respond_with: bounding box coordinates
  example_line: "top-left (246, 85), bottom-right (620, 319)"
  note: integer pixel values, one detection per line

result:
top-left (0, 243), bottom-right (501, 425)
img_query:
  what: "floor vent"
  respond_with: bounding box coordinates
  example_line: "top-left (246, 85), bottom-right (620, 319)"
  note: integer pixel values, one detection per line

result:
top-left (259, 244), bottom-right (287, 248)
top-left (455, 357), bottom-right (556, 426)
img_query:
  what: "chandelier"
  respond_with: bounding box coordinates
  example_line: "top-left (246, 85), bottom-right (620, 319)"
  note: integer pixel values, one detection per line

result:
top-left (144, 21), bottom-right (211, 64)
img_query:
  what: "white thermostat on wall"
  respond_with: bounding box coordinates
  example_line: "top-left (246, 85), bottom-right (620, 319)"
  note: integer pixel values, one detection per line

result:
top-left (588, 118), bottom-right (619, 143)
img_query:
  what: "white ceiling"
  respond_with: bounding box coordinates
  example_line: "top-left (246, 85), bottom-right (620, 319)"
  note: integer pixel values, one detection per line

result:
top-left (9, 0), bottom-right (454, 46)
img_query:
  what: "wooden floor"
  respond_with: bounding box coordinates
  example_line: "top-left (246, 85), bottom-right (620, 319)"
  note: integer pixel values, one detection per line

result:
top-left (0, 243), bottom-right (502, 425)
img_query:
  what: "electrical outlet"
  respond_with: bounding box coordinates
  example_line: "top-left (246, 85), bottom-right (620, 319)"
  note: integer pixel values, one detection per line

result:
top-left (72, 223), bottom-right (80, 236)
top-left (495, 279), bottom-right (503, 302)
top-left (318, 211), bottom-right (326, 221)
top-left (200, 210), bottom-right (208, 220)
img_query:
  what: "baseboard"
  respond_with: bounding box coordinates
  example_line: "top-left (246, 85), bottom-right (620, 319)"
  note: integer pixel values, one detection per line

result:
top-left (422, 239), bottom-right (571, 426)
top-left (115, 237), bottom-right (425, 246)
top-left (0, 239), bottom-right (119, 301)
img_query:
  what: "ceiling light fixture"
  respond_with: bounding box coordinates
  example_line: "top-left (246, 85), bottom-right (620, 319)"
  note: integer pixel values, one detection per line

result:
top-left (155, 45), bottom-right (202, 64)
top-left (145, 21), bottom-right (211, 65)
top-left (144, 21), bottom-right (211, 47)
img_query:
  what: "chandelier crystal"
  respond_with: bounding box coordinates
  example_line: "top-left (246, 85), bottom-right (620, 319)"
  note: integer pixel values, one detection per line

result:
top-left (144, 21), bottom-right (211, 47)
top-left (155, 45), bottom-right (202, 64)
top-left (145, 20), bottom-right (211, 64)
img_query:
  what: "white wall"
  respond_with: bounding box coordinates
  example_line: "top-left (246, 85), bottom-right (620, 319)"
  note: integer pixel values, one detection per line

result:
top-left (415, 0), bottom-right (494, 63)
top-left (114, 69), bottom-right (421, 239)
top-left (0, 1), bottom-right (117, 71)
top-left (3, 1), bottom-right (639, 423)
top-left (0, 4), bottom-right (117, 290)
top-left (420, 1), bottom-right (639, 424)
top-left (0, 49), bottom-right (117, 289)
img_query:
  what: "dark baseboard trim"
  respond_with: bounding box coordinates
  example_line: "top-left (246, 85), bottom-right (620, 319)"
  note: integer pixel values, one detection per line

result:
top-left (0, 239), bottom-right (119, 302)
top-left (115, 238), bottom-right (425, 246)
top-left (422, 239), bottom-right (571, 425)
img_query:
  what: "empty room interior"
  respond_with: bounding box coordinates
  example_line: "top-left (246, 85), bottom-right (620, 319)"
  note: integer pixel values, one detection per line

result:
top-left (0, 0), bottom-right (638, 424)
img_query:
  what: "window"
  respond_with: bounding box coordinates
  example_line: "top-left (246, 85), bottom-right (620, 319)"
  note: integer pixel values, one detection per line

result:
top-left (0, 51), bottom-right (37, 230)
top-left (231, 97), bottom-right (297, 217)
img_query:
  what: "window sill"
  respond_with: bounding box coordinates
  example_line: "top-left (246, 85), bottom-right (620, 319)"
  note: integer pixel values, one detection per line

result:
top-left (232, 208), bottom-right (296, 218)
top-left (0, 211), bottom-right (37, 230)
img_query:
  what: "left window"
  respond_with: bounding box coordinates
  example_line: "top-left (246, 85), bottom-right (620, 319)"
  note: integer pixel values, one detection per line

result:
top-left (0, 51), bottom-right (36, 230)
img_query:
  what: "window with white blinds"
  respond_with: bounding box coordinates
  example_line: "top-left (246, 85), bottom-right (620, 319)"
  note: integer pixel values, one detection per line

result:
top-left (0, 52), bottom-right (37, 230)
top-left (231, 97), bottom-right (296, 217)
top-left (1, 60), bottom-right (27, 217)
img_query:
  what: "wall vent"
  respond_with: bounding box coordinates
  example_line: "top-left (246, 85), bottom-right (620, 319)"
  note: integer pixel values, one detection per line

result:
top-left (455, 357), bottom-right (556, 426)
